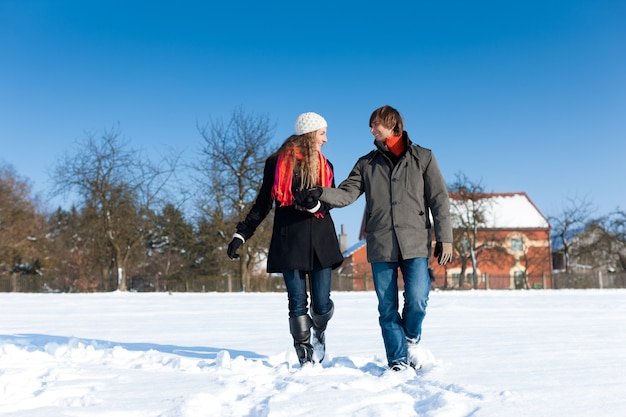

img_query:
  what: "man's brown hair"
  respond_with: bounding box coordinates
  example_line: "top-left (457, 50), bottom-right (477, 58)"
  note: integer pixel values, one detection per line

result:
top-left (369, 105), bottom-right (404, 136)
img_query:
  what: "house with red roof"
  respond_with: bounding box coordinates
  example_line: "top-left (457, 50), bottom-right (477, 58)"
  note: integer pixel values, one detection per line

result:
top-left (337, 192), bottom-right (552, 290)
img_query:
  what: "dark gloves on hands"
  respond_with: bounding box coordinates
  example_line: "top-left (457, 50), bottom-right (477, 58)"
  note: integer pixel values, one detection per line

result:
top-left (433, 242), bottom-right (452, 265)
top-left (294, 187), bottom-right (322, 210)
top-left (227, 236), bottom-right (244, 259)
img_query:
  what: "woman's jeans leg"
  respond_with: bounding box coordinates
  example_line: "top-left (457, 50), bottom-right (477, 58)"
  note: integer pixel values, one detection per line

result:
top-left (283, 267), bottom-right (333, 318)
top-left (309, 267), bottom-right (333, 316)
top-left (283, 270), bottom-right (308, 318)
top-left (371, 258), bottom-right (430, 365)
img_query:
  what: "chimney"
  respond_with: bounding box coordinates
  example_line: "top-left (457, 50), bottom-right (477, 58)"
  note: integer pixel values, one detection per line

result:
top-left (339, 224), bottom-right (348, 253)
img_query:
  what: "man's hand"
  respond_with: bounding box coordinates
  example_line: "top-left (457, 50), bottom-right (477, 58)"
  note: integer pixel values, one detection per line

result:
top-left (227, 236), bottom-right (244, 259)
top-left (433, 242), bottom-right (452, 265)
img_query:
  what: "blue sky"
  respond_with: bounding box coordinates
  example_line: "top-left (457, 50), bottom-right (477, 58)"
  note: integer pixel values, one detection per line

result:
top-left (1, 0), bottom-right (625, 245)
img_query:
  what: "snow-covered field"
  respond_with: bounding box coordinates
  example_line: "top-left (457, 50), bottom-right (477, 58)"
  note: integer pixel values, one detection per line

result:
top-left (1, 289), bottom-right (625, 417)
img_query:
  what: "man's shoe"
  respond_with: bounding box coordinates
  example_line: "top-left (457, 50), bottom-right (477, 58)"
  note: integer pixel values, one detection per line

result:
top-left (407, 339), bottom-right (423, 369)
top-left (390, 360), bottom-right (410, 371)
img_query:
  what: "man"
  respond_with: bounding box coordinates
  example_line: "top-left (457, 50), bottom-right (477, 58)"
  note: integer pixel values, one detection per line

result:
top-left (296, 105), bottom-right (452, 371)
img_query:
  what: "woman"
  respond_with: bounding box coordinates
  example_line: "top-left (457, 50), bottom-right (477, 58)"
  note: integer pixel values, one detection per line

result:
top-left (226, 112), bottom-right (344, 366)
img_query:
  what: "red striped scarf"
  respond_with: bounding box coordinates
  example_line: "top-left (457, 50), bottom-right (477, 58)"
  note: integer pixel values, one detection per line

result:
top-left (272, 148), bottom-right (333, 217)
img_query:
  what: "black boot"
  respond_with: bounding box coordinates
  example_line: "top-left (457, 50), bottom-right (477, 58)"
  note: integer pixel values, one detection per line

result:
top-left (311, 301), bottom-right (334, 363)
top-left (289, 315), bottom-right (313, 365)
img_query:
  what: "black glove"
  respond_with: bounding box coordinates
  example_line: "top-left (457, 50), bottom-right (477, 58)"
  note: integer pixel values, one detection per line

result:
top-left (293, 188), bottom-right (306, 206)
top-left (227, 236), bottom-right (244, 259)
top-left (294, 187), bottom-right (322, 210)
top-left (433, 242), bottom-right (452, 265)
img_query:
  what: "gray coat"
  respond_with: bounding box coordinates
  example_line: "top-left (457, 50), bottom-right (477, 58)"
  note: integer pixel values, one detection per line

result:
top-left (320, 132), bottom-right (453, 263)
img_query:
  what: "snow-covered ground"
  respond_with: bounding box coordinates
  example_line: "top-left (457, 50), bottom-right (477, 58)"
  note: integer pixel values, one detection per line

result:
top-left (1, 289), bottom-right (625, 417)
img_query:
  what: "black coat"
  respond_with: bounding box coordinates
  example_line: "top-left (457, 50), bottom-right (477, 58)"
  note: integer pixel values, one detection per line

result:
top-left (236, 153), bottom-right (344, 273)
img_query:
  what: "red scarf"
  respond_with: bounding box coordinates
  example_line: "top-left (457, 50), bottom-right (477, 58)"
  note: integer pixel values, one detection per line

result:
top-left (272, 148), bottom-right (333, 217)
top-left (385, 134), bottom-right (405, 157)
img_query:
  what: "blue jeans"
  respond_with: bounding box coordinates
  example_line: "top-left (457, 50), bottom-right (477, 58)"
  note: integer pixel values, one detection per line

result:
top-left (283, 267), bottom-right (333, 318)
top-left (371, 258), bottom-right (430, 366)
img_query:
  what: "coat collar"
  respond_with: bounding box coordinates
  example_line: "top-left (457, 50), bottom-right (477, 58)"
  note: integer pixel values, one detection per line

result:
top-left (373, 131), bottom-right (414, 159)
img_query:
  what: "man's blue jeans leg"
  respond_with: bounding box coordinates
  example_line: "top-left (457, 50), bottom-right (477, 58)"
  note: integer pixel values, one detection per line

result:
top-left (372, 258), bottom-right (430, 366)
top-left (372, 261), bottom-right (405, 366)
top-left (400, 258), bottom-right (430, 343)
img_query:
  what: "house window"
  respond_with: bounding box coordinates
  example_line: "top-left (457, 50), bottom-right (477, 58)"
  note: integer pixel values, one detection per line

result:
top-left (511, 238), bottom-right (523, 252)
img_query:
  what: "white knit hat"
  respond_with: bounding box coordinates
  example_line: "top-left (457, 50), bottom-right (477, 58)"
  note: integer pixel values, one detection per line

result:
top-left (294, 112), bottom-right (327, 135)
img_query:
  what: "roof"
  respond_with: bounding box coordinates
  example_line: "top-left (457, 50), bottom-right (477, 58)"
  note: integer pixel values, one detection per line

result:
top-left (450, 192), bottom-right (549, 229)
top-left (343, 239), bottom-right (366, 257)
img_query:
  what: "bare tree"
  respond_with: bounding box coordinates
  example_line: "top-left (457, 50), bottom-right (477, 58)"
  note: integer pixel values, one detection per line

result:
top-left (573, 209), bottom-right (626, 274)
top-left (447, 173), bottom-right (508, 288)
top-left (516, 232), bottom-right (552, 289)
top-left (448, 173), bottom-right (489, 288)
top-left (50, 127), bottom-right (178, 291)
top-left (548, 196), bottom-right (594, 273)
top-left (196, 107), bottom-right (276, 291)
top-left (606, 209), bottom-right (626, 272)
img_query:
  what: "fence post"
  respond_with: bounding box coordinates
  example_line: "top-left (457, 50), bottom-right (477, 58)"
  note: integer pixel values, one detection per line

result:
top-left (598, 271), bottom-right (603, 289)
top-left (484, 273), bottom-right (489, 290)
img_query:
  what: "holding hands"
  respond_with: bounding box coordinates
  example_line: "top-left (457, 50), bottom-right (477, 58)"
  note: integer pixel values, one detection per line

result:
top-left (294, 187), bottom-right (322, 212)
